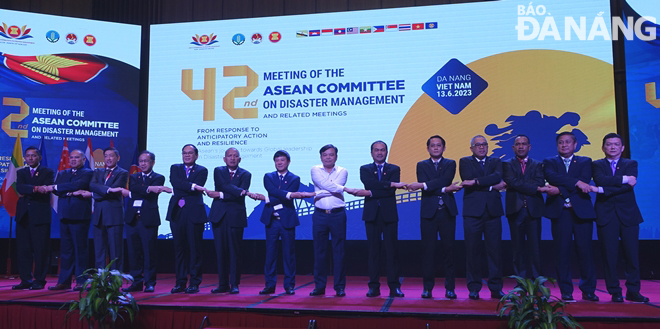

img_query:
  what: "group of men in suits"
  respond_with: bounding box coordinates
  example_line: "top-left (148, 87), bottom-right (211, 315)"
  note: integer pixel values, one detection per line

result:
top-left (10, 132), bottom-right (649, 303)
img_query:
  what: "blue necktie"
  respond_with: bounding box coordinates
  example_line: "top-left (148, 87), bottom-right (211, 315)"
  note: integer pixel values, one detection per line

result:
top-left (377, 165), bottom-right (383, 181)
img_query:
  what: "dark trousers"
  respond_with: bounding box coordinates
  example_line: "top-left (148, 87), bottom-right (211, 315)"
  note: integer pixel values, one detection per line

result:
top-left (213, 218), bottom-right (244, 288)
top-left (312, 209), bottom-right (346, 290)
top-left (597, 219), bottom-right (641, 295)
top-left (170, 210), bottom-right (204, 287)
top-left (264, 218), bottom-right (296, 289)
top-left (420, 206), bottom-right (455, 291)
top-left (507, 208), bottom-right (542, 279)
top-left (125, 215), bottom-right (158, 287)
top-left (365, 207), bottom-right (400, 290)
top-left (58, 219), bottom-right (90, 285)
top-left (551, 208), bottom-right (596, 295)
top-left (16, 216), bottom-right (50, 285)
top-left (464, 211), bottom-right (502, 293)
top-left (92, 216), bottom-right (123, 270)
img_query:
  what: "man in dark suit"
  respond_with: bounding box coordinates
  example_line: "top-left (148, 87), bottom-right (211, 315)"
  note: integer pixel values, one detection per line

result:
top-left (121, 151), bottom-right (171, 293)
top-left (407, 135), bottom-right (462, 299)
top-left (543, 131), bottom-right (598, 302)
top-left (90, 147), bottom-right (128, 270)
top-left (165, 144), bottom-right (208, 294)
top-left (592, 133), bottom-right (649, 303)
top-left (47, 149), bottom-right (93, 291)
top-left (359, 141), bottom-right (406, 298)
top-left (502, 135), bottom-right (548, 280)
top-left (256, 150), bottom-right (313, 295)
top-left (459, 135), bottom-right (506, 300)
top-left (206, 147), bottom-right (252, 294)
top-left (13, 146), bottom-right (54, 290)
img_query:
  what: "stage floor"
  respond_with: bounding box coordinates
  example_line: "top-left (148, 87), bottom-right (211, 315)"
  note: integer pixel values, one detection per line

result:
top-left (1, 274), bottom-right (659, 320)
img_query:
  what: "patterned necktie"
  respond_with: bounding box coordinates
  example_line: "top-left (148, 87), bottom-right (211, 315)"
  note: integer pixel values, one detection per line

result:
top-left (611, 160), bottom-right (617, 176)
top-left (519, 158), bottom-right (526, 174)
top-left (564, 158), bottom-right (571, 173)
top-left (230, 171), bottom-right (235, 180)
top-left (377, 164), bottom-right (383, 181)
top-left (185, 166), bottom-right (191, 178)
top-left (479, 160), bottom-right (485, 169)
top-left (105, 169), bottom-right (112, 183)
top-left (433, 161), bottom-right (439, 171)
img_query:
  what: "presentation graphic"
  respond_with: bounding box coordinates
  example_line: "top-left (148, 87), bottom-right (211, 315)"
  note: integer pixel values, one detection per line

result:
top-left (0, 9), bottom-right (141, 238)
top-left (148, 0), bottom-right (617, 240)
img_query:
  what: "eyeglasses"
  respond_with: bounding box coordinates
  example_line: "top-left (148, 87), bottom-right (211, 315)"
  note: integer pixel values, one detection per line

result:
top-left (472, 143), bottom-right (488, 148)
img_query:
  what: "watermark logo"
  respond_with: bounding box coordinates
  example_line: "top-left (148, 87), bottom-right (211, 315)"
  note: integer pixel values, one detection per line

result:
top-left (516, 3), bottom-right (657, 41)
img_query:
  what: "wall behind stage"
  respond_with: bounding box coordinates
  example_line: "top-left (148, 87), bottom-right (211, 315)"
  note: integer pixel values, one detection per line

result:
top-left (148, 0), bottom-right (617, 240)
top-left (623, 0), bottom-right (660, 239)
top-left (0, 9), bottom-right (141, 238)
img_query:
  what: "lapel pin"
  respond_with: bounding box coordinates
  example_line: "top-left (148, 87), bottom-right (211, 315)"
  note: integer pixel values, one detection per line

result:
top-left (35, 172), bottom-right (39, 177)
top-left (374, 171), bottom-right (377, 175)
top-left (284, 181), bottom-right (287, 184)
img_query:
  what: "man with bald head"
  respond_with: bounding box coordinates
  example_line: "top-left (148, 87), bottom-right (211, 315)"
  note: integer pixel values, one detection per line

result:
top-left (207, 147), bottom-right (254, 294)
top-left (47, 149), bottom-right (94, 291)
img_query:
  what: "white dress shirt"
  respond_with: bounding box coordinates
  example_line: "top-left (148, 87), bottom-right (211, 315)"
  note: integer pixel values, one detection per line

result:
top-left (311, 164), bottom-right (347, 210)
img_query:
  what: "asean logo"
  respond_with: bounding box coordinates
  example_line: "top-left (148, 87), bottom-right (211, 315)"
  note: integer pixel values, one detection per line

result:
top-left (0, 23), bottom-right (33, 40)
top-left (84, 34), bottom-right (96, 46)
top-left (66, 33), bottom-right (77, 44)
top-left (269, 31), bottom-right (281, 43)
top-left (251, 33), bottom-right (262, 44)
top-left (46, 30), bottom-right (60, 43)
top-left (191, 33), bottom-right (217, 46)
top-left (232, 34), bottom-right (245, 45)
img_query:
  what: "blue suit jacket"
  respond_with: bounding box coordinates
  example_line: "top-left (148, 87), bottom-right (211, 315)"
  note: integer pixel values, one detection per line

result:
top-left (361, 163), bottom-right (400, 222)
top-left (417, 158), bottom-right (458, 218)
top-left (90, 166), bottom-right (129, 226)
top-left (502, 157), bottom-right (546, 219)
top-left (16, 166), bottom-right (55, 224)
top-left (260, 171), bottom-right (300, 229)
top-left (54, 167), bottom-right (93, 221)
top-left (124, 171), bottom-right (165, 227)
top-left (592, 158), bottom-right (643, 227)
top-left (208, 166), bottom-right (251, 227)
top-left (459, 156), bottom-right (504, 217)
top-left (543, 155), bottom-right (596, 220)
top-left (166, 163), bottom-right (208, 224)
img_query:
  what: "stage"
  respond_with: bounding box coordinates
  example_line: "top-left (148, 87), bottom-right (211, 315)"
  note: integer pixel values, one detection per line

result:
top-left (1, 274), bottom-right (659, 329)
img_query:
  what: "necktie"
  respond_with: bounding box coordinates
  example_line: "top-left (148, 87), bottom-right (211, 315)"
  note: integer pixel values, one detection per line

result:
top-left (142, 174), bottom-right (147, 183)
top-left (433, 161), bottom-right (439, 171)
top-left (30, 168), bottom-right (35, 177)
top-left (611, 160), bottom-right (617, 176)
top-left (563, 158), bottom-right (571, 173)
top-left (479, 160), bottom-right (485, 169)
top-left (105, 169), bottom-right (112, 183)
top-left (279, 174), bottom-right (284, 188)
top-left (519, 158), bottom-right (526, 174)
top-left (377, 164), bottom-right (383, 181)
top-left (230, 171), bottom-right (235, 180)
top-left (185, 166), bottom-right (191, 178)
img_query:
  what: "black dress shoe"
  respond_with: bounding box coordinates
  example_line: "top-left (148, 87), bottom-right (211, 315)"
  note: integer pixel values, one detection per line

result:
top-left (230, 285), bottom-right (240, 294)
top-left (491, 290), bottom-right (505, 299)
top-left (335, 288), bottom-right (346, 297)
top-left (421, 290), bottom-right (433, 298)
top-left (144, 285), bottom-right (155, 293)
top-left (259, 286), bottom-right (275, 295)
top-left (211, 286), bottom-right (229, 293)
top-left (30, 283), bottom-right (45, 290)
top-left (445, 290), bottom-right (457, 299)
top-left (561, 293), bottom-right (575, 301)
top-left (582, 292), bottom-right (599, 302)
top-left (73, 284), bottom-right (84, 292)
top-left (309, 288), bottom-right (326, 296)
top-left (626, 292), bottom-right (650, 303)
top-left (122, 283), bottom-right (144, 292)
top-left (611, 293), bottom-right (624, 302)
top-left (468, 291), bottom-right (480, 300)
top-left (284, 287), bottom-right (295, 295)
top-left (171, 285), bottom-right (186, 294)
top-left (185, 285), bottom-right (199, 294)
top-left (366, 288), bottom-right (381, 297)
top-left (48, 283), bottom-right (70, 291)
top-left (389, 288), bottom-right (404, 297)
top-left (12, 282), bottom-right (32, 290)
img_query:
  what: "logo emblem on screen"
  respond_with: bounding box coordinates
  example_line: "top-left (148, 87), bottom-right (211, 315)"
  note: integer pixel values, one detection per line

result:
top-left (191, 33), bottom-right (217, 46)
top-left (421, 58), bottom-right (488, 115)
top-left (0, 23), bottom-right (33, 40)
top-left (66, 33), bottom-right (77, 44)
top-left (269, 32), bottom-right (281, 43)
top-left (251, 33), bottom-right (262, 44)
top-left (84, 34), bottom-right (96, 46)
top-left (232, 34), bottom-right (245, 45)
top-left (46, 30), bottom-right (60, 43)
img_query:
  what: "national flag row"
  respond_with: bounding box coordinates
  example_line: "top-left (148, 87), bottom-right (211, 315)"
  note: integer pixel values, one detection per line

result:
top-left (297, 22), bottom-right (437, 37)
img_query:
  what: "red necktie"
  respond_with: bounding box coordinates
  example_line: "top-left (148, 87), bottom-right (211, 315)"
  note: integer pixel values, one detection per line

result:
top-left (230, 171), bottom-right (235, 180)
top-left (519, 158), bottom-right (526, 174)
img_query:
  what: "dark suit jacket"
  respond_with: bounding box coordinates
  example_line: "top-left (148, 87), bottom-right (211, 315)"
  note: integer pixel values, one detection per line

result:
top-left (459, 156), bottom-right (504, 217)
top-left (360, 162), bottom-right (399, 222)
top-left (502, 157), bottom-right (546, 219)
top-left (417, 158), bottom-right (458, 218)
top-left (260, 171), bottom-right (300, 229)
top-left (592, 158), bottom-right (643, 227)
top-left (543, 155), bottom-right (596, 220)
top-left (165, 163), bottom-right (208, 224)
top-left (124, 171), bottom-right (166, 227)
top-left (90, 166), bottom-right (128, 226)
top-left (54, 167), bottom-right (93, 221)
top-left (208, 166), bottom-right (251, 227)
top-left (15, 165), bottom-right (55, 224)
